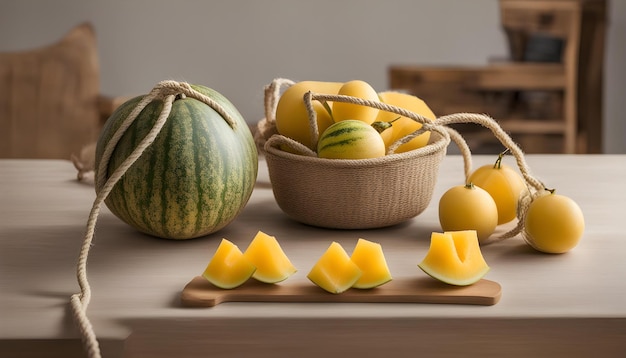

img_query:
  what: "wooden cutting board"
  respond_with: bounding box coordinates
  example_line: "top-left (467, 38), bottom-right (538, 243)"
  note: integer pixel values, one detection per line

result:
top-left (180, 276), bottom-right (502, 307)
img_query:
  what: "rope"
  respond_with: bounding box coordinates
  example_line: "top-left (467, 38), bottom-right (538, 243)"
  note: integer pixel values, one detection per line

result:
top-left (303, 91), bottom-right (451, 153)
top-left (263, 79), bottom-right (549, 245)
top-left (435, 113), bottom-right (545, 192)
top-left (433, 113), bottom-right (547, 245)
top-left (255, 79), bottom-right (294, 150)
top-left (263, 78), bottom-right (294, 124)
top-left (71, 80), bottom-right (235, 358)
top-left (73, 77), bottom-right (549, 356)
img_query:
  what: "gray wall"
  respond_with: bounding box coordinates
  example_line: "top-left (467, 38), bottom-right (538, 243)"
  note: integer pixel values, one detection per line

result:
top-left (1, 0), bottom-right (624, 153)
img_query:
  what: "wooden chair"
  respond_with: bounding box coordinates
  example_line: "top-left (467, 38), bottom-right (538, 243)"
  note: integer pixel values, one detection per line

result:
top-left (389, 0), bottom-right (607, 154)
top-left (0, 22), bottom-right (125, 159)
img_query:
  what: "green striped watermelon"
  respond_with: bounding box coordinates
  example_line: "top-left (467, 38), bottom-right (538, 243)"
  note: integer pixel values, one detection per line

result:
top-left (95, 84), bottom-right (258, 240)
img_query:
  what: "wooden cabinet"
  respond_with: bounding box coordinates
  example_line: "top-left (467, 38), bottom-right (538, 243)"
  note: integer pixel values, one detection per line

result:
top-left (389, 0), bottom-right (607, 154)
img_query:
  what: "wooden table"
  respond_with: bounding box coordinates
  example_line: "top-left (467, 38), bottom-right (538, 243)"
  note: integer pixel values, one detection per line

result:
top-left (1, 155), bottom-right (625, 357)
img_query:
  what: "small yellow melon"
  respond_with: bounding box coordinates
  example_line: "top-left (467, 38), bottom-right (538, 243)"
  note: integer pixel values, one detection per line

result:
top-left (307, 242), bottom-right (362, 294)
top-left (202, 239), bottom-right (256, 289)
top-left (243, 231), bottom-right (297, 283)
top-left (350, 238), bottom-right (392, 289)
top-left (418, 230), bottom-right (490, 286)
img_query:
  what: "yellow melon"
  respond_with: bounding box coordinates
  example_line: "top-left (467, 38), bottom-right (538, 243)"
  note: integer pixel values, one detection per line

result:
top-left (307, 242), bottom-right (362, 294)
top-left (418, 230), bottom-right (490, 286)
top-left (243, 231), bottom-right (297, 283)
top-left (332, 80), bottom-right (380, 124)
top-left (202, 239), bottom-right (256, 289)
top-left (350, 238), bottom-right (392, 289)
top-left (275, 81), bottom-right (343, 150)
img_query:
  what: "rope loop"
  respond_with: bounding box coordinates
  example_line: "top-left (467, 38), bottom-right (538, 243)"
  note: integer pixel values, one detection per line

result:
top-left (72, 80), bottom-right (237, 358)
top-left (74, 78), bottom-right (552, 357)
top-left (260, 78), bottom-right (549, 245)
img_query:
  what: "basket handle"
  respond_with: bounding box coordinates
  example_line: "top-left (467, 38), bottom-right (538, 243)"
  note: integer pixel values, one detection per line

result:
top-left (263, 78), bottom-right (295, 126)
top-left (264, 133), bottom-right (318, 157)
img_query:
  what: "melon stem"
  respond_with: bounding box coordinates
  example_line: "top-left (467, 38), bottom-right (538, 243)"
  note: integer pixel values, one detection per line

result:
top-left (371, 116), bottom-right (400, 134)
top-left (493, 148), bottom-right (510, 169)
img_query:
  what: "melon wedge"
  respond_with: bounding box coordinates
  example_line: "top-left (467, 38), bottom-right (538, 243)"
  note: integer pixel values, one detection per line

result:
top-left (307, 242), bottom-right (362, 294)
top-left (243, 231), bottom-right (297, 283)
top-left (202, 239), bottom-right (256, 289)
top-left (350, 238), bottom-right (393, 289)
top-left (418, 230), bottom-right (490, 286)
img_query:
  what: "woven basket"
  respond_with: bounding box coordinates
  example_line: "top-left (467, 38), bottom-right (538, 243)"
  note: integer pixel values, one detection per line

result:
top-left (256, 78), bottom-right (451, 229)
top-left (263, 130), bottom-right (449, 229)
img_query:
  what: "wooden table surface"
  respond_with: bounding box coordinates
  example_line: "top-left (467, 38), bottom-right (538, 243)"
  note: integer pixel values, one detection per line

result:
top-left (1, 154), bottom-right (625, 357)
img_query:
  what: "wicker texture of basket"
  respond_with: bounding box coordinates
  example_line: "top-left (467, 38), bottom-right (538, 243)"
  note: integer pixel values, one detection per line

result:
top-left (263, 131), bottom-right (448, 229)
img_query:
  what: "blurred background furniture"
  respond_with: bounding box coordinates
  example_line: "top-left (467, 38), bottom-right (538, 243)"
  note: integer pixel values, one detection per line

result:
top-left (0, 22), bottom-right (125, 159)
top-left (389, 0), bottom-right (607, 154)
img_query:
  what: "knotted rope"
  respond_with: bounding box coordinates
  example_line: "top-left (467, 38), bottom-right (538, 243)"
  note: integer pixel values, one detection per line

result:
top-left (70, 80), bottom-right (237, 358)
top-left (258, 78), bottom-right (549, 245)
